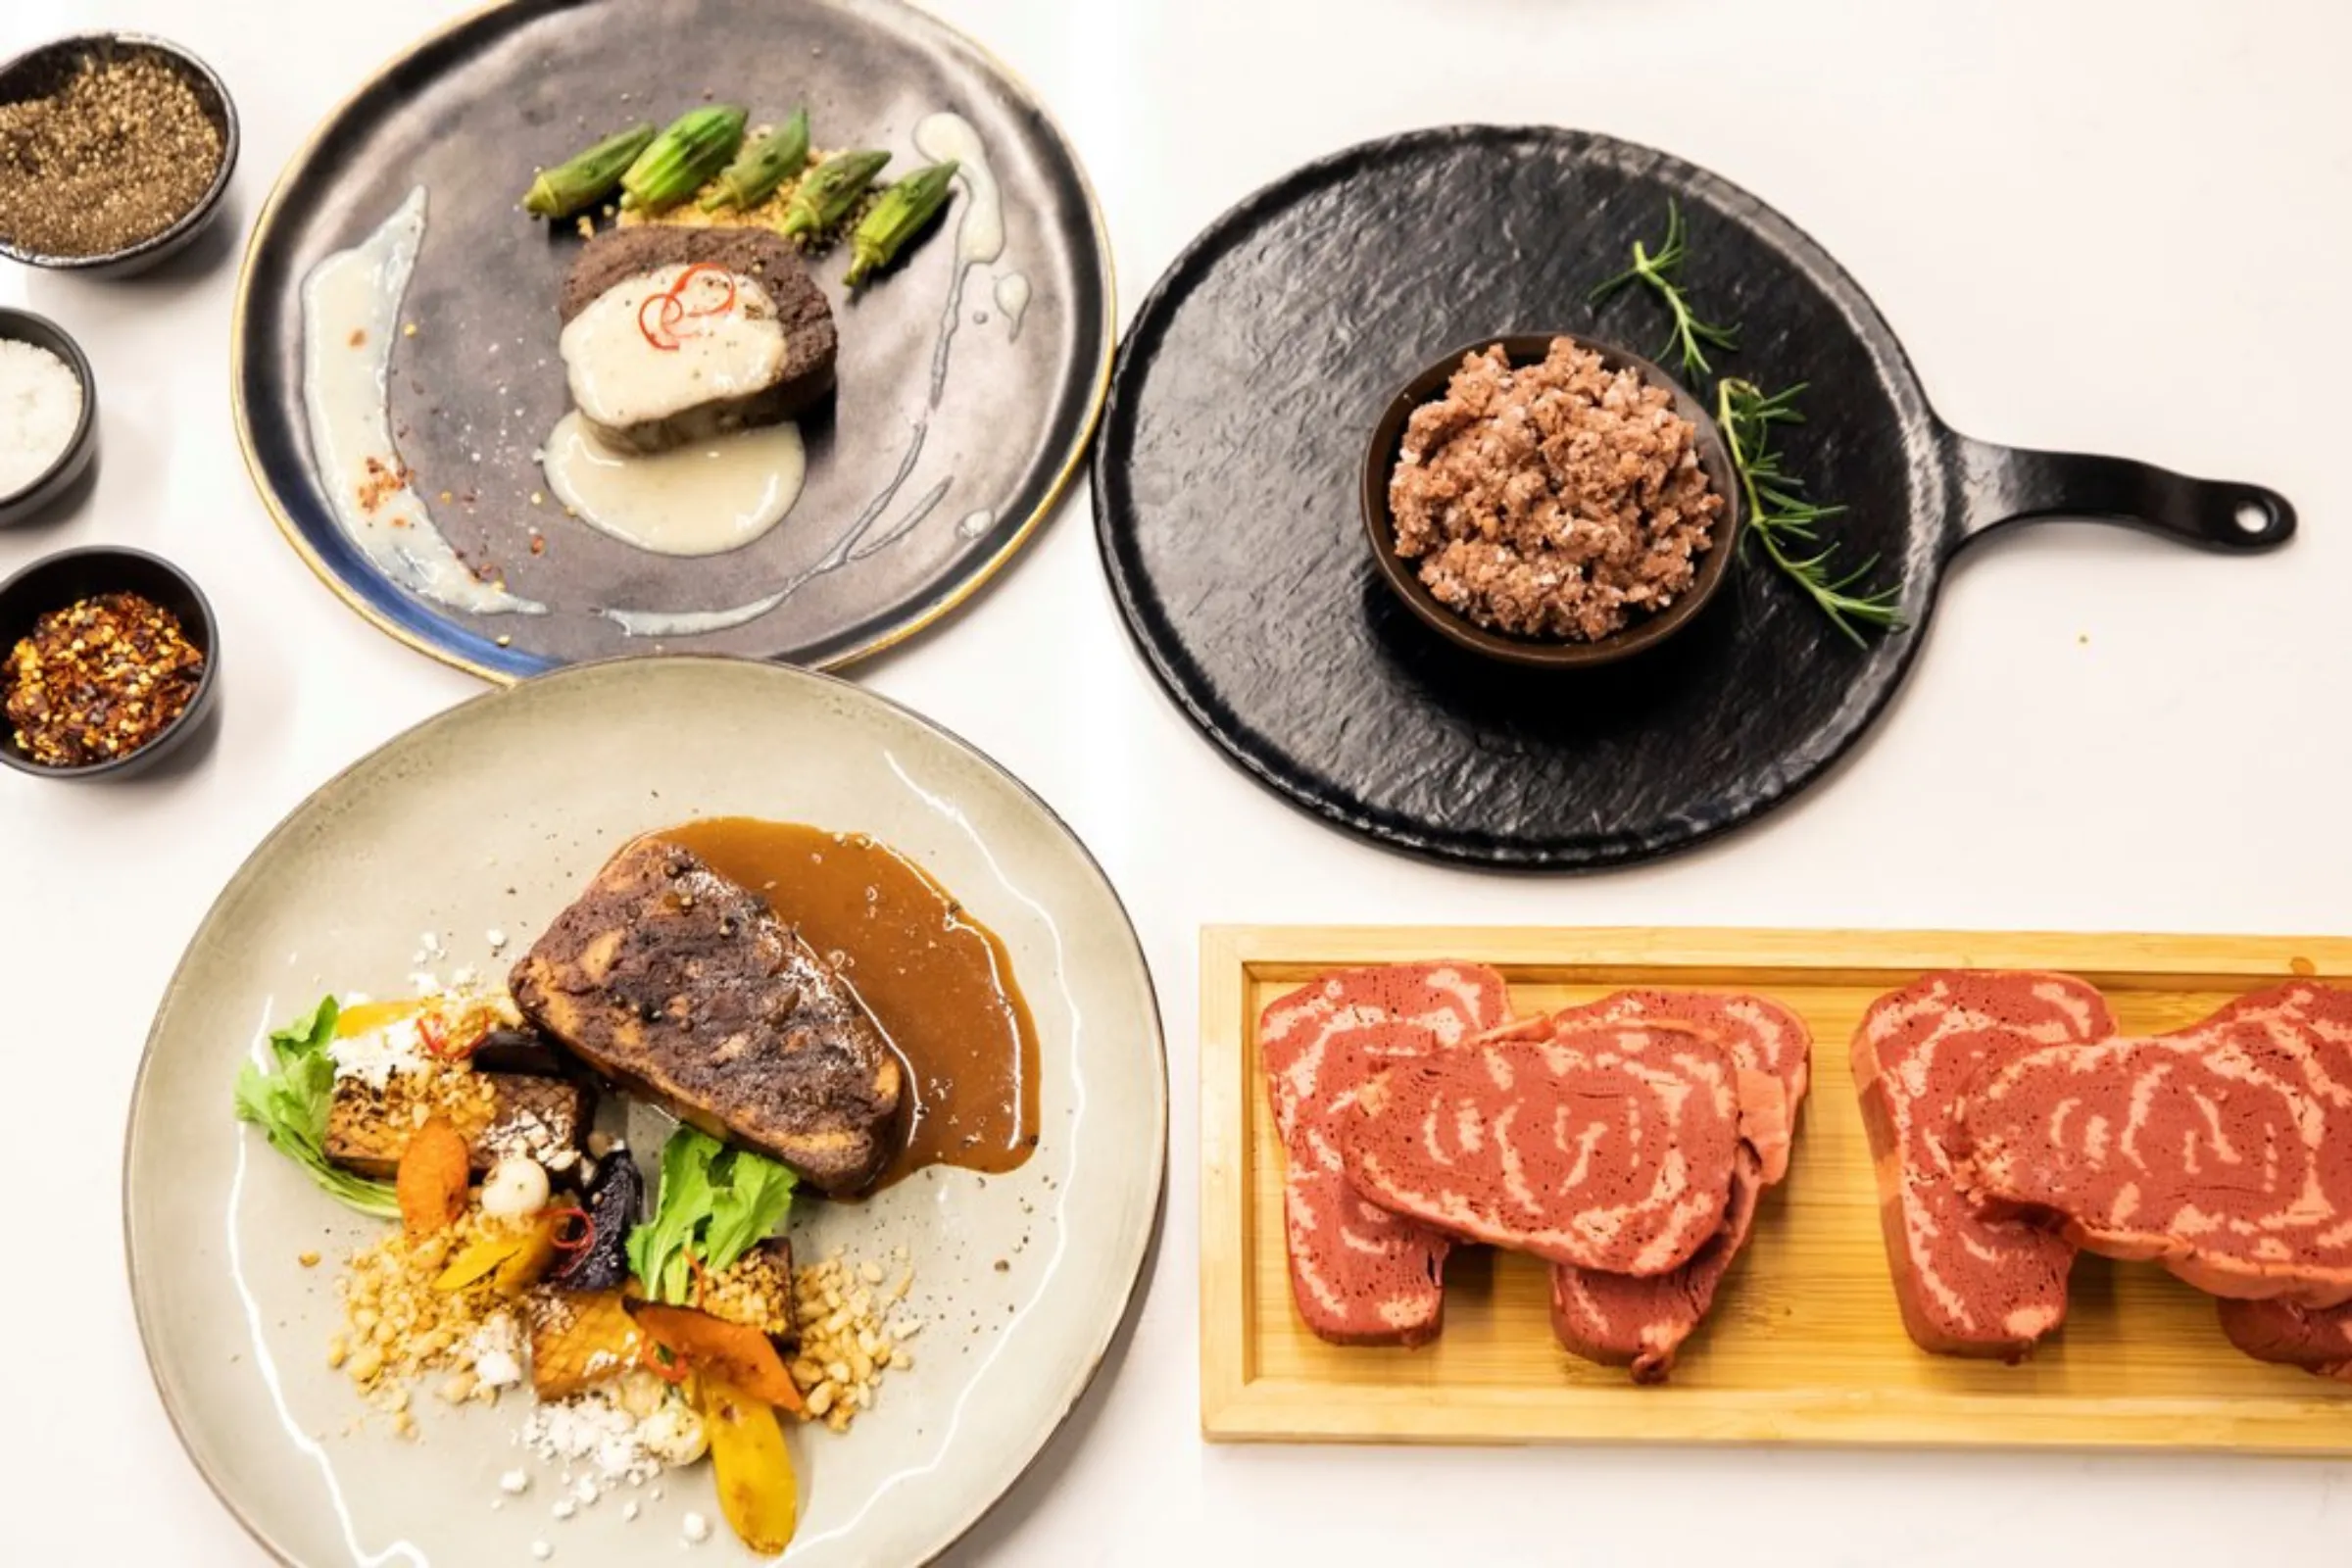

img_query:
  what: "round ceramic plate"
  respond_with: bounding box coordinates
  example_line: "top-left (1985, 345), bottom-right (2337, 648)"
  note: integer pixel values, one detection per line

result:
top-left (234, 0), bottom-right (1112, 681)
top-left (122, 658), bottom-right (1165, 1565)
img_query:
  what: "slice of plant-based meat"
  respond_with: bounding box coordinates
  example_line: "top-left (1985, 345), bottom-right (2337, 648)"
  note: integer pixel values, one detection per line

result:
top-left (510, 836), bottom-right (905, 1195)
top-left (558, 226), bottom-right (836, 454)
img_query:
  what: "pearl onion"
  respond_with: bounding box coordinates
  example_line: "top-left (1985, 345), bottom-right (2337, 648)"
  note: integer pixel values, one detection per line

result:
top-left (480, 1155), bottom-right (550, 1219)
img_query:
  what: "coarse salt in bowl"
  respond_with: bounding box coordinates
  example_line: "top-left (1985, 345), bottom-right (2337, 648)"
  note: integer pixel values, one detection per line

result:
top-left (0, 310), bottom-right (96, 525)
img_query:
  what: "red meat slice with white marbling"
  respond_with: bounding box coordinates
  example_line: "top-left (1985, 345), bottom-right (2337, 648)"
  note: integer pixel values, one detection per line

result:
top-left (1256, 963), bottom-right (1513, 1347)
top-left (1850, 971), bottom-right (2115, 1356)
top-left (2217, 1296), bottom-right (2352, 1381)
top-left (1340, 1020), bottom-right (1742, 1274)
top-left (1536, 991), bottom-right (1813, 1380)
top-left (1955, 981), bottom-right (2352, 1308)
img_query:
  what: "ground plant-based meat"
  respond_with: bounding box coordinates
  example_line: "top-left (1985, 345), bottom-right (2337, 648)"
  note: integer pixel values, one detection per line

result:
top-left (1387, 338), bottom-right (1722, 641)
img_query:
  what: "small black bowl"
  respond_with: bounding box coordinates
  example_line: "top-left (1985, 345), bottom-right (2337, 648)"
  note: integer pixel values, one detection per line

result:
top-left (0, 310), bottom-right (97, 525)
top-left (0, 34), bottom-right (239, 276)
top-left (1362, 332), bottom-right (1741, 669)
top-left (0, 546), bottom-right (220, 780)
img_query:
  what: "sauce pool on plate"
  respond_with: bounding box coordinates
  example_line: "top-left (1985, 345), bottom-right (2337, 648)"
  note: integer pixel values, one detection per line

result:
top-left (660, 817), bottom-right (1040, 1185)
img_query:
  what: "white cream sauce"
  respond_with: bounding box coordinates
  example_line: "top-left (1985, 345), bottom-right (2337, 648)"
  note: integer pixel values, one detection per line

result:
top-left (300, 187), bottom-right (545, 616)
top-left (541, 411), bottom-right (805, 558)
top-left (559, 264), bottom-right (784, 432)
top-left (956, 509), bottom-right (995, 540)
top-left (913, 113), bottom-right (1004, 266)
top-left (992, 272), bottom-right (1031, 337)
top-left (914, 111), bottom-right (1028, 344)
top-left (601, 591), bottom-right (788, 639)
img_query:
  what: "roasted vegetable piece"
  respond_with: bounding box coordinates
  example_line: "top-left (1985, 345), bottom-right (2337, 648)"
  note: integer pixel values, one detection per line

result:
top-left (525, 1288), bottom-right (644, 1399)
top-left (431, 1210), bottom-right (561, 1295)
top-left (620, 106), bottom-right (748, 212)
top-left (548, 1149), bottom-right (644, 1292)
top-left (524, 122), bottom-right (658, 218)
top-left (467, 1026), bottom-right (570, 1078)
top-left (632, 1302), bottom-right (806, 1412)
top-left (325, 1070), bottom-right (589, 1179)
top-left (396, 1117), bottom-right (469, 1238)
top-left (779, 148), bottom-right (889, 239)
top-left (701, 1373), bottom-right (799, 1555)
top-left (844, 160), bottom-right (957, 287)
top-left (701, 109), bottom-right (809, 212)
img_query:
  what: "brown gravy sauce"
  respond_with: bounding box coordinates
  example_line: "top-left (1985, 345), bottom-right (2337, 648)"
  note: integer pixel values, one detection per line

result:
top-left (659, 817), bottom-right (1040, 1187)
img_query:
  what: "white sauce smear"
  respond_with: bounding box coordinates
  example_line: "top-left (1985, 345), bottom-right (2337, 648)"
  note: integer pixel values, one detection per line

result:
top-left (992, 272), bottom-right (1031, 336)
top-left (300, 187), bottom-right (545, 616)
top-left (913, 113), bottom-right (1003, 265)
top-left (542, 411), bottom-right (805, 558)
top-left (560, 263), bottom-right (785, 438)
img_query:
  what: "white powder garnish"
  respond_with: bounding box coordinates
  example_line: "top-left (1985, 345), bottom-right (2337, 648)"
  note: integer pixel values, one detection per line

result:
top-left (499, 1468), bottom-right (531, 1495)
top-left (530, 1543), bottom-right (553, 1562)
top-left (0, 340), bottom-right (81, 497)
top-left (552, 1499), bottom-right (576, 1521)
top-left (487, 928), bottom-right (510, 952)
top-left (520, 1391), bottom-right (667, 1487)
top-left (327, 1017), bottom-right (428, 1088)
top-left (571, 1477), bottom-right (600, 1506)
top-left (681, 1512), bottom-right (711, 1544)
top-left (472, 1314), bottom-right (525, 1391)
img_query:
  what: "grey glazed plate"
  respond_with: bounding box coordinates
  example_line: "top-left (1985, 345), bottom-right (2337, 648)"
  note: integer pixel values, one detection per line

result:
top-left (122, 658), bottom-right (1165, 1566)
top-left (234, 0), bottom-right (1112, 682)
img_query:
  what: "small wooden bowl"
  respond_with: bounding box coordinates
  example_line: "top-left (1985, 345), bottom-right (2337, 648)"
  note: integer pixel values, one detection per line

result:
top-left (1361, 332), bottom-right (1740, 669)
top-left (0, 310), bottom-right (96, 525)
top-left (0, 546), bottom-right (220, 780)
top-left (0, 33), bottom-right (240, 276)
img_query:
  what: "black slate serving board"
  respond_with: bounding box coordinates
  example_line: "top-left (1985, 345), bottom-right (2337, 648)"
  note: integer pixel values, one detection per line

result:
top-left (1094, 126), bottom-right (2293, 870)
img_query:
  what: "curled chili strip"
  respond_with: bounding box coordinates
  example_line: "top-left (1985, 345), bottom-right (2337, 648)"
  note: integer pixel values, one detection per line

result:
top-left (638, 1333), bottom-right (693, 1385)
top-left (547, 1204), bottom-right (595, 1254)
top-left (633, 263), bottom-right (739, 351)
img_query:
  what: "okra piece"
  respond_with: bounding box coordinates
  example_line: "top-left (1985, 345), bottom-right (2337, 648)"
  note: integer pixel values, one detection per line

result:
top-left (701, 108), bottom-right (811, 212)
top-left (619, 106), bottom-right (749, 212)
top-left (521, 122), bottom-right (657, 219)
top-left (844, 161), bottom-right (959, 287)
top-left (778, 148), bottom-right (891, 240)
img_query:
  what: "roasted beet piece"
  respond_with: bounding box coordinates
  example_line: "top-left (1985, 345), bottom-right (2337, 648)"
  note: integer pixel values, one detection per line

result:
top-left (549, 1150), bottom-right (643, 1292)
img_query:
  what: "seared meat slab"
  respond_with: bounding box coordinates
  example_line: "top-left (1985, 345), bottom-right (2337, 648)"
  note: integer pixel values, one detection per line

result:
top-left (512, 837), bottom-right (904, 1194)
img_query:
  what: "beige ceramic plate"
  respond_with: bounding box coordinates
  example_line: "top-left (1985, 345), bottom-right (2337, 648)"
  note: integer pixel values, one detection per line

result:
top-left (122, 657), bottom-right (1165, 1565)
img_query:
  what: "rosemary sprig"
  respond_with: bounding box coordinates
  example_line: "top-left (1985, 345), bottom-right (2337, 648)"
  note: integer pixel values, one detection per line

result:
top-left (1716, 378), bottom-right (1903, 646)
top-left (1588, 198), bottom-right (1739, 379)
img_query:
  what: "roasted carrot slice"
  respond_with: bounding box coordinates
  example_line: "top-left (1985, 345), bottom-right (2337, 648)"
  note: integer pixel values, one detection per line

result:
top-left (396, 1116), bottom-right (469, 1238)
top-left (631, 1301), bottom-right (806, 1413)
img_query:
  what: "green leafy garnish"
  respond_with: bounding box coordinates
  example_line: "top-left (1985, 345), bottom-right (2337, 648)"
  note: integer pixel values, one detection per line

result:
top-left (1718, 378), bottom-right (1905, 645)
top-left (231, 997), bottom-right (401, 1218)
top-left (624, 1125), bottom-right (798, 1304)
top-left (1588, 198), bottom-right (1740, 379)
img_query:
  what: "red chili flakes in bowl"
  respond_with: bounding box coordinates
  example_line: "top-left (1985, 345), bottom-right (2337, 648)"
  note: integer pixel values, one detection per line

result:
top-left (4, 591), bottom-right (205, 766)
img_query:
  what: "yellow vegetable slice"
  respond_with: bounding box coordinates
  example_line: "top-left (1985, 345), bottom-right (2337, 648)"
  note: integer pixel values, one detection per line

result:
top-left (700, 1373), bottom-right (799, 1555)
top-left (432, 1212), bottom-right (562, 1296)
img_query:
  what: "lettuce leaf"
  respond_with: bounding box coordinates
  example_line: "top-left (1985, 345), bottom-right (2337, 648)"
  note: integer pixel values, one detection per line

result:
top-left (232, 996), bottom-right (402, 1218)
top-left (626, 1125), bottom-right (797, 1304)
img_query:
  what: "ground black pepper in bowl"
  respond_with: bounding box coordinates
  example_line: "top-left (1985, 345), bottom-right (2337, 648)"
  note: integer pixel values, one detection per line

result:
top-left (0, 35), bottom-right (237, 271)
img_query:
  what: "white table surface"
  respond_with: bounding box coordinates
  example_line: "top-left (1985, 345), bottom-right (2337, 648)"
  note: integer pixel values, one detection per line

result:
top-left (6, 0), bottom-right (2350, 1562)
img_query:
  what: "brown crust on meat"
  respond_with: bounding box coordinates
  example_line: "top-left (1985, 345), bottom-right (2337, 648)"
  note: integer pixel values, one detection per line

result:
top-left (510, 836), bottom-right (904, 1195)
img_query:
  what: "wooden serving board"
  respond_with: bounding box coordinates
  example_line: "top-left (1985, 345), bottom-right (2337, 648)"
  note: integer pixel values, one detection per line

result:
top-left (1200, 925), bottom-right (2352, 1451)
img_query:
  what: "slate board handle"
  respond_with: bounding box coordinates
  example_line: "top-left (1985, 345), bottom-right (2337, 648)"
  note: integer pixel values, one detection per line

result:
top-left (1946, 432), bottom-right (2296, 555)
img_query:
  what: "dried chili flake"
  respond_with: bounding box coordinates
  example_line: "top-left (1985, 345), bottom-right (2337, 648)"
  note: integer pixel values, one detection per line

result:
top-left (4, 592), bottom-right (204, 766)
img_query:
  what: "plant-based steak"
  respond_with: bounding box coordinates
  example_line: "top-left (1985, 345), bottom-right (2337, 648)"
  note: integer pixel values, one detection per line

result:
top-left (511, 836), bottom-right (904, 1194)
top-left (558, 226), bottom-right (837, 454)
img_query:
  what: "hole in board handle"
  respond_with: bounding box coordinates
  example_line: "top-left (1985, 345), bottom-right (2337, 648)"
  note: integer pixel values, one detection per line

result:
top-left (2233, 499), bottom-right (2273, 535)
